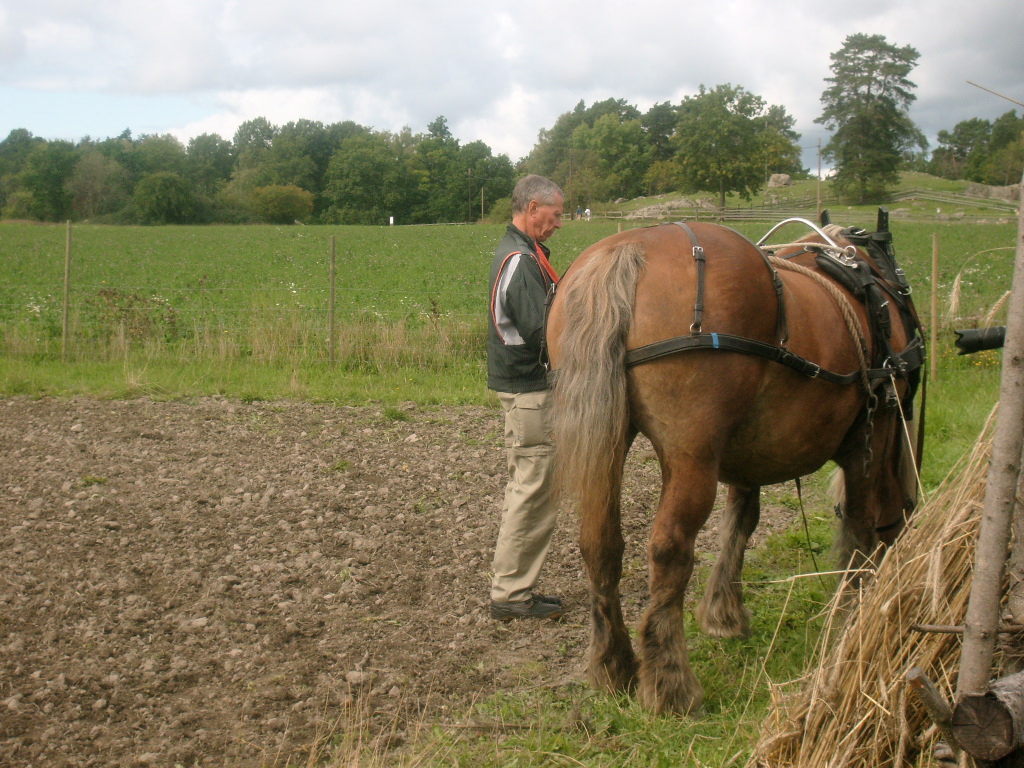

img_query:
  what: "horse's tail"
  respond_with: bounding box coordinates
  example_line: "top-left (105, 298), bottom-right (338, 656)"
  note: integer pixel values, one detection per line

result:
top-left (553, 241), bottom-right (646, 513)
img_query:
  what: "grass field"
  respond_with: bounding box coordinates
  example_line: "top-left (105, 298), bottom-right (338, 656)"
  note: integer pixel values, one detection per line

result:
top-left (0, 214), bottom-right (1015, 475)
top-left (0, 207), bottom-right (1017, 766)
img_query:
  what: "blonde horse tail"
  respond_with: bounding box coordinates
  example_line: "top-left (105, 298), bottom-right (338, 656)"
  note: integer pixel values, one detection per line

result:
top-left (553, 241), bottom-right (646, 513)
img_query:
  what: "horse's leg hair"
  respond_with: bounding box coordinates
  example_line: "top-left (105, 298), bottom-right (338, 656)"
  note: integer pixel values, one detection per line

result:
top-left (637, 461), bottom-right (717, 715)
top-left (696, 485), bottom-right (760, 639)
top-left (579, 431), bottom-right (638, 694)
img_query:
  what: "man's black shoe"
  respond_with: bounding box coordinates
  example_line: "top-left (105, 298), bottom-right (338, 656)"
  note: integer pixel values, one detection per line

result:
top-left (490, 597), bottom-right (564, 621)
top-left (532, 592), bottom-right (563, 607)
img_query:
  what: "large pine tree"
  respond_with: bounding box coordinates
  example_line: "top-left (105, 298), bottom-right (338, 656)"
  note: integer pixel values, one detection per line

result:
top-left (816, 33), bottom-right (926, 202)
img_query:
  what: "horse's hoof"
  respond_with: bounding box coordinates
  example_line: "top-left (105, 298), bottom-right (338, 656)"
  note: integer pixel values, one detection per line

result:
top-left (702, 618), bottom-right (753, 639)
top-left (696, 606), bottom-right (752, 639)
top-left (639, 679), bottom-right (704, 717)
top-left (587, 660), bottom-right (637, 695)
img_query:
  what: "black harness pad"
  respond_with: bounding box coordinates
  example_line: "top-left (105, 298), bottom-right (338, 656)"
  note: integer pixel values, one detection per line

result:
top-left (814, 254), bottom-right (870, 300)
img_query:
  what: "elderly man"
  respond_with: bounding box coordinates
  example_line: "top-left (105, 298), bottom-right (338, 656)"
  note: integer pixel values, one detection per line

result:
top-left (487, 174), bottom-right (565, 621)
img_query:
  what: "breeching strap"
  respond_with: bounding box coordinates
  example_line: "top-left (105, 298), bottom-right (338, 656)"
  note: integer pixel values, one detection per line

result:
top-left (674, 222), bottom-right (706, 333)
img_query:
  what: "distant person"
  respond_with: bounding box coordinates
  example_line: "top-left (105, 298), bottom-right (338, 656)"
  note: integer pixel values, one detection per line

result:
top-left (486, 174), bottom-right (564, 621)
top-left (584, 207), bottom-right (591, 221)
top-left (576, 205), bottom-right (583, 220)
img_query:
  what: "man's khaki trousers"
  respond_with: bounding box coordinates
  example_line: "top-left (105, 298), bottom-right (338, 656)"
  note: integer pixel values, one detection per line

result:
top-left (490, 389), bottom-right (558, 603)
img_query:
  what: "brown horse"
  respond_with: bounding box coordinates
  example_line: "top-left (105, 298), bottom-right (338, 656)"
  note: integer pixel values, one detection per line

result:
top-left (546, 214), bottom-right (923, 715)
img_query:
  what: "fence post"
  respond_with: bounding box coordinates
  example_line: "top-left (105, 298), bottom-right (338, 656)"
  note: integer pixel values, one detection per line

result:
top-left (329, 234), bottom-right (337, 365)
top-left (930, 232), bottom-right (939, 382)
top-left (62, 220), bottom-right (72, 363)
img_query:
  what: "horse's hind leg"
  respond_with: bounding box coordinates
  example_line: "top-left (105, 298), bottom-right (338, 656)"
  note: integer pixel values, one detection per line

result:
top-left (637, 460), bottom-right (717, 715)
top-left (696, 485), bottom-right (759, 639)
top-left (579, 435), bottom-right (637, 694)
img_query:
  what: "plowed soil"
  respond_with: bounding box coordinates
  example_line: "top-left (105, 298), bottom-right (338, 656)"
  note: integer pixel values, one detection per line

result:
top-left (0, 397), bottom-right (793, 767)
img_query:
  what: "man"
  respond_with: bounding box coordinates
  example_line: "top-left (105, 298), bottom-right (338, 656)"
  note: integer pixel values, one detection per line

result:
top-left (487, 174), bottom-right (564, 621)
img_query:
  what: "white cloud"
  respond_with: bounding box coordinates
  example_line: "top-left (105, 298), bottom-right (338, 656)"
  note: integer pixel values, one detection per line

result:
top-left (1, 0), bottom-right (1021, 160)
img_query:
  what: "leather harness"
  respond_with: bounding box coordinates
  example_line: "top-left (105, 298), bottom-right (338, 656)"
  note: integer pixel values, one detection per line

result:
top-left (625, 219), bottom-right (925, 401)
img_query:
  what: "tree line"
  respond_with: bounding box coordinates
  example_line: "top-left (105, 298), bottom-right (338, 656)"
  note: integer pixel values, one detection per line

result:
top-left (927, 110), bottom-right (1024, 187)
top-left (0, 87), bottom-right (807, 227)
top-left (0, 116), bottom-right (517, 225)
top-left (2, 34), bottom-right (1020, 225)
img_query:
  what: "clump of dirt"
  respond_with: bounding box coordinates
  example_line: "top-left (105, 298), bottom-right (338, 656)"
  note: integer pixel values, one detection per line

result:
top-left (0, 397), bottom-right (792, 766)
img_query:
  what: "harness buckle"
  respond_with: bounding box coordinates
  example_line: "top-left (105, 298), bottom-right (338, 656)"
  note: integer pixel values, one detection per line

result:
top-left (884, 379), bottom-right (900, 409)
top-left (895, 268), bottom-right (912, 295)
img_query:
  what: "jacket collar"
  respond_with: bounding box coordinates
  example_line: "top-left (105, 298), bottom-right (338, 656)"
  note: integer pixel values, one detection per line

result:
top-left (507, 223), bottom-right (550, 258)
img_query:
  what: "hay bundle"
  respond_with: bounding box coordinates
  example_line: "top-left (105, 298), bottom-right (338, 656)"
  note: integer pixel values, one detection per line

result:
top-left (751, 411), bottom-right (1006, 768)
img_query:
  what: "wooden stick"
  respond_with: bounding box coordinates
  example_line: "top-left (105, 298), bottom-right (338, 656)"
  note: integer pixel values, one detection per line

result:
top-left (907, 667), bottom-right (962, 757)
top-left (62, 220), bottom-right (72, 363)
top-left (957, 168), bottom-right (1024, 700)
top-left (912, 623), bottom-right (1024, 635)
top-left (930, 232), bottom-right (938, 382)
top-left (329, 235), bottom-right (337, 366)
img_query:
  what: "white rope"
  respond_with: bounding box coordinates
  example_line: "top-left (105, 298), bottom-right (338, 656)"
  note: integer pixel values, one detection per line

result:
top-left (891, 371), bottom-right (927, 505)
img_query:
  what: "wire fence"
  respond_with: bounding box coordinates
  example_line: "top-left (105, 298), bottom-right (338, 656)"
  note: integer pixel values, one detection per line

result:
top-left (2, 216), bottom-right (1014, 372)
top-left (1, 227), bottom-right (489, 369)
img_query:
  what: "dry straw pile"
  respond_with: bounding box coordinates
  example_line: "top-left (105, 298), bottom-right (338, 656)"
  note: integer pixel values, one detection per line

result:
top-left (751, 410), bottom-right (1008, 768)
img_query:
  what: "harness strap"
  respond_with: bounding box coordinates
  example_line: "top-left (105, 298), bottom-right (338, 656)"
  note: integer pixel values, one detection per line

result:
top-left (627, 220), bottom-right (925, 392)
top-left (625, 331), bottom-right (925, 386)
top-left (673, 222), bottom-right (706, 333)
top-left (674, 222), bottom-right (789, 344)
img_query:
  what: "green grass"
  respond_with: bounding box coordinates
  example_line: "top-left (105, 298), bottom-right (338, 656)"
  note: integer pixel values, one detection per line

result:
top-left (1, 215), bottom-right (1015, 401)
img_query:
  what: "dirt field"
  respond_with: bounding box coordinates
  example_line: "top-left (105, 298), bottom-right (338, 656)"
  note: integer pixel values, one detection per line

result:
top-left (0, 397), bottom-right (793, 767)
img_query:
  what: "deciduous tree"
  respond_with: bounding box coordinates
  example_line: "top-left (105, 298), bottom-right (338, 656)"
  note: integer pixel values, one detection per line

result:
top-left (674, 84), bottom-right (790, 209)
top-left (67, 151), bottom-right (130, 219)
top-left (323, 132), bottom-right (411, 224)
top-left (571, 112), bottom-right (652, 201)
top-left (18, 140), bottom-right (78, 221)
top-left (186, 133), bottom-right (234, 195)
top-left (250, 184), bottom-right (315, 224)
top-left (233, 117), bottom-right (277, 173)
top-left (132, 171), bottom-right (197, 224)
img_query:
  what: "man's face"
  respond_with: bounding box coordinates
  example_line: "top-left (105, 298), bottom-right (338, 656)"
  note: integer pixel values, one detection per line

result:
top-left (524, 194), bottom-right (564, 243)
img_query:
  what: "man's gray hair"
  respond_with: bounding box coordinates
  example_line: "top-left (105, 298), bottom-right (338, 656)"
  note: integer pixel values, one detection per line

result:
top-left (511, 175), bottom-right (564, 215)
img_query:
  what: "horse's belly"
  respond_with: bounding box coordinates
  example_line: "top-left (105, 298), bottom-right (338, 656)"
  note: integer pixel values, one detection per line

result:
top-left (716, 394), bottom-right (857, 486)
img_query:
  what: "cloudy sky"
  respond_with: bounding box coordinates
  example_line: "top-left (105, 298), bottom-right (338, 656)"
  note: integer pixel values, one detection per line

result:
top-left (2, 0), bottom-right (1021, 170)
